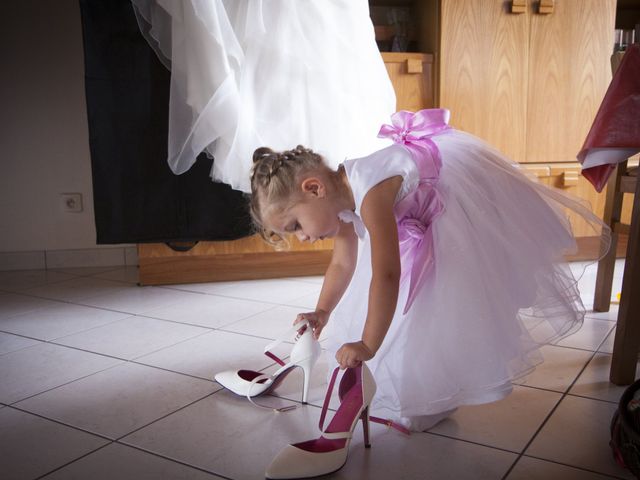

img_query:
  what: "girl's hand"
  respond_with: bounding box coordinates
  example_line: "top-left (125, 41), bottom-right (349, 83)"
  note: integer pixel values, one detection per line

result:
top-left (336, 341), bottom-right (374, 369)
top-left (294, 310), bottom-right (329, 340)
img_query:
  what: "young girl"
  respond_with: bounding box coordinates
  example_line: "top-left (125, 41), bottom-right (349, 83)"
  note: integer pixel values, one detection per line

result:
top-left (249, 108), bottom-right (609, 432)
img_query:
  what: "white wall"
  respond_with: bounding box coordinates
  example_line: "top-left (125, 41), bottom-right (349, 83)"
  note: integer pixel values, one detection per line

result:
top-left (0, 0), bottom-right (114, 254)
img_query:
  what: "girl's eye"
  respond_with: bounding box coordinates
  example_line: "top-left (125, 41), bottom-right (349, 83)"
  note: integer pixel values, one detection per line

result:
top-left (287, 222), bottom-right (301, 233)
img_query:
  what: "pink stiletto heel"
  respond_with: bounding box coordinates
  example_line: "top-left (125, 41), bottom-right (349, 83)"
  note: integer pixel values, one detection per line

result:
top-left (361, 406), bottom-right (371, 448)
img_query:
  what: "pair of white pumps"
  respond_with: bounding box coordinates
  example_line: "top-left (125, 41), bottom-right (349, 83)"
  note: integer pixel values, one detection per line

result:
top-left (214, 321), bottom-right (379, 479)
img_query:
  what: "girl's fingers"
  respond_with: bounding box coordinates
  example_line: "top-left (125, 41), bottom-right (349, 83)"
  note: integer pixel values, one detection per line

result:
top-left (294, 314), bottom-right (311, 328)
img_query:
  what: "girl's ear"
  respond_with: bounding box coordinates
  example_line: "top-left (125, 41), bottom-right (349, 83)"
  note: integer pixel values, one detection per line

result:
top-left (300, 177), bottom-right (326, 198)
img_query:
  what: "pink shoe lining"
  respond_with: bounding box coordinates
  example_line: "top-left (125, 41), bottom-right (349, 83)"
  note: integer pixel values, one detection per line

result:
top-left (294, 368), bottom-right (364, 453)
top-left (238, 370), bottom-right (268, 383)
top-left (238, 366), bottom-right (296, 392)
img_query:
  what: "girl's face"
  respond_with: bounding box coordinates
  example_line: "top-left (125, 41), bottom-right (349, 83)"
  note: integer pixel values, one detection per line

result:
top-left (265, 177), bottom-right (342, 243)
top-left (285, 198), bottom-right (341, 243)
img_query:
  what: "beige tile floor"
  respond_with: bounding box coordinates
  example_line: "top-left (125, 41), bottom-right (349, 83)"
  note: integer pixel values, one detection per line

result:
top-left (0, 260), bottom-right (635, 480)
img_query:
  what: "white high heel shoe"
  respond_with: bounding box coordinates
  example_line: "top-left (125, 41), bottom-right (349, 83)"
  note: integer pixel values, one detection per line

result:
top-left (214, 320), bottom-right (321, 406)
top-left (266, 363), bottom-right (378, 479)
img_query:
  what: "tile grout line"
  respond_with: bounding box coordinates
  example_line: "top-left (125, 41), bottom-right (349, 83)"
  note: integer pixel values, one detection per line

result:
top-left (1, 283), bottom-right (296, 328)
top-left (0, 330), bottom-right (234, 388)
top-left (500, 329), bottom-right (614, 480)
top-left (111, 441), bottom-right (236, 480)
top-left (422, 430), bottom-right (521, 456)
top-left (5, 359), bottom-right (127, 407)
top-left (10, 393), bottom-right (233, 479)
top-left (518, 453), bottom-right (630, 480)
top-left (157, 283), bottom-right (321, 307)
top-left (1, 271), bottom-right (319, 326)
top-left (33, 442), bottom-right (116, 480)
top-left (7, 404), bottom-right (114, 442)
top-left (114, 389), bottom-right (221, 443)
top-left (25, 395), bottom-right (234, 480)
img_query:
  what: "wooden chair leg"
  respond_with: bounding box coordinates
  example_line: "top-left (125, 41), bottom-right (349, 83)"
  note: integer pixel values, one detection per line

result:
top-left (594, 232), bottom-right (618, 311)
top-left (610, 175), bottom-right (640, 385)
top-left (594, 162), bottom-right (625, 312)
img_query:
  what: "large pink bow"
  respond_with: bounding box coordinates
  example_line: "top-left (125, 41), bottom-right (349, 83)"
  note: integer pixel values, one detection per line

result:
top-left (378, 109), bottom-right (451, 180)
top-left (378, 109), bottom-right (451, 314)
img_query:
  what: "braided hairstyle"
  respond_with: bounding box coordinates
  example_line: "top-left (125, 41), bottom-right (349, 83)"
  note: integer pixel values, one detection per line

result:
top-left (250, 145), bottom-right (329, 246)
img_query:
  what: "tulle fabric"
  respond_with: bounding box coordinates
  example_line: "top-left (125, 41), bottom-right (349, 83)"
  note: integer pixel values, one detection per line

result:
top-left (324, 131), bottom-right (610, 430)
top-left (131, 0), bottom-right (396, 192)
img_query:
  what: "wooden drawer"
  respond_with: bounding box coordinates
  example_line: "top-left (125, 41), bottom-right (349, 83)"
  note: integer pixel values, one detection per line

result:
top-left (521, 162), bottom-right (634, 260)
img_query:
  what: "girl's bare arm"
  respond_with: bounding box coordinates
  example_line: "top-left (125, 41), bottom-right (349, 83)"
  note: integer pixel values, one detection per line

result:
top-left (334, 175), bottom-right (402, 368)
top-left (359, 176), bottom-right (402, 354)
top-left (295, 221), bottom-right (358, 338)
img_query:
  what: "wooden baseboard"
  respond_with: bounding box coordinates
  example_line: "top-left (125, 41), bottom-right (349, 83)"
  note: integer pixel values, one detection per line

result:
top-left (138, 235), bottom-right (333, 286)
top-left (138, 234), bottom-right (626, 286)
top-left (139, 250), bottom-right (333, 286)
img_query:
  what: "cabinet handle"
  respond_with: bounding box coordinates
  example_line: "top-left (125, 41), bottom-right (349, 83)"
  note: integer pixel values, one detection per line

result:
top-left (406, 59), bottom-right (423, 74)
top-left (511, 0), bottom-right (526, 14)
top-left (538, 0), bottom-right (554, 14)
top-left (562, 171), bottom-right (579, 187)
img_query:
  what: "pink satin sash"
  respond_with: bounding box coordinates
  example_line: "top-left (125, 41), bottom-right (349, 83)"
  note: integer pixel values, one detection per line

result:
top-left (377, 109), bottom-right (451, 314)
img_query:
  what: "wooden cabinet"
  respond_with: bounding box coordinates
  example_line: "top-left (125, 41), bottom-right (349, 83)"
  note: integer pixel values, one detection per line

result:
top-left (429, 0), bottom-right (617, 251)
top-left (438, 0), bottom-right (616, 165)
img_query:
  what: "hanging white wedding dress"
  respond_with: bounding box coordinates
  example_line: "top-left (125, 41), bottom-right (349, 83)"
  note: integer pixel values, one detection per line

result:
top-left (132, 0), bottom-right (396, 192)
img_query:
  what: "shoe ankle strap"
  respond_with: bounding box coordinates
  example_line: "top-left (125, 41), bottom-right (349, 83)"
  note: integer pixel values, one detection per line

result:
top-left (319, 366), bottom-right (410, 437)
top-left (246, 373), bottom-right (298, 413)
top-left (318, 367), bottom-right (341, 433)
top-left (369, 416), bottom-right (411, 435)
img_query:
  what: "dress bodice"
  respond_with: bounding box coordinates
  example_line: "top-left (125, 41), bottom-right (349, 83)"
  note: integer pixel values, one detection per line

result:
top-left (338, 144), bottom-right (419, 239)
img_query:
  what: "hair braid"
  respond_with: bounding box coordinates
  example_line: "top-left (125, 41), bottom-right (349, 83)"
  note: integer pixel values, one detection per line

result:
top-left (249, 145), bottom-right (329, 246)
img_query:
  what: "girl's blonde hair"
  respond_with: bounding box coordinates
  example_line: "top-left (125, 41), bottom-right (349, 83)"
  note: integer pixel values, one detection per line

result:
top-left (250, 145), bottom-right (331, 246)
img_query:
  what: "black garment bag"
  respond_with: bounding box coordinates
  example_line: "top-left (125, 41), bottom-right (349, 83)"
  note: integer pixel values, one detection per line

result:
top-left (79, 0), bottom-right (252, 244)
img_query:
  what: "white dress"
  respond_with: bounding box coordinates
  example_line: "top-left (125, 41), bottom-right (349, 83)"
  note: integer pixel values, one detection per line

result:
top-left (324, 110), bottom-right (609, 430)
top-left (131, 0), bottom-right (395, 192)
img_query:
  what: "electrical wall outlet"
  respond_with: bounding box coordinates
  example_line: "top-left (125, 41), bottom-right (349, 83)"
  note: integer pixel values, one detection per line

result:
top-left (60, 193), bottom-right (83, 213)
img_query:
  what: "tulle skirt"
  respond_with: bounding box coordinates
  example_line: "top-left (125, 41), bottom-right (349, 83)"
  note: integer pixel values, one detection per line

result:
top-left (324, 131), bottom-right (610, 429)
top-left (132, 0), bottom-right (396, 192)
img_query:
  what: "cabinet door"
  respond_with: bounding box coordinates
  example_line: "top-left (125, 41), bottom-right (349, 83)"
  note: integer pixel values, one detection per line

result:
top-left (440, 0), bottom-right (530, 162)
top-left (526, 0), bottom-right (616, 163)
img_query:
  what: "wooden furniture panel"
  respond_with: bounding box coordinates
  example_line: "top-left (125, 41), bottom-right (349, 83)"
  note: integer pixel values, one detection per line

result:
top-left (439, 0), bottom-right (615, 166)
top-left (381, 52), bottom-right (434, 111)
top-left (439, 0), bottom-right (529, 162)
top-left (526, 0), bottom-right (616, 163)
